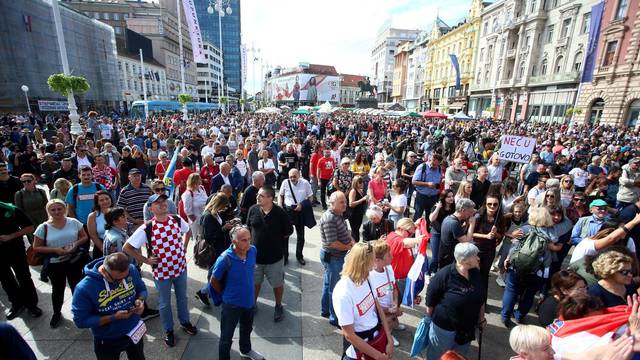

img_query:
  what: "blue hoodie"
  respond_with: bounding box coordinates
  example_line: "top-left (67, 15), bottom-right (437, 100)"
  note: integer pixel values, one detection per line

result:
top-left (71, 258), bottom-right (148, 339)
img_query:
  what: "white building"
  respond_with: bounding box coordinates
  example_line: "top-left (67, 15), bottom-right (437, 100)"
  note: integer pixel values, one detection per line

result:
top-left (469, 0), bottom-right (598, 122)
top-left (403, 32), bottom-right (429, 111)
top-left (370, 24), bottom-right (422, 103)
top-left (196, 42), bottom-right (223, 103)
top-left (116, 40), bottom-right (167, 106)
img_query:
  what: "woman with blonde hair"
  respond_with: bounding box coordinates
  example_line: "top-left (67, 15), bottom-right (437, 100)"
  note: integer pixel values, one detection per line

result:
top-left (587, 249), bottom-right (637, 307)
top-left (333, 242), bottom-right (393, 360)
top-left (559, 175), bottom-right (575, 208)
top-left (181, 173), bottom-right (208, 240)
top-left (455, 180), bottom-right (472, 203)
top-left (33, 199), bottom-right (88, 328)
top-left (50, 178), bottom-right (72, 201)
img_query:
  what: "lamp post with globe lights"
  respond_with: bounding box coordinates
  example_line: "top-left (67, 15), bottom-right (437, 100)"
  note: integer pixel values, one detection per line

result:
top-left (21, 85), bottom-right (31, 113)
top-left (207, 0), bottom-right (232, 112)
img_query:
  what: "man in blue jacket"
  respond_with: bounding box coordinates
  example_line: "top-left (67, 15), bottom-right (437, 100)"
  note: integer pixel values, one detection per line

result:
top-left (71, 252), bottom-right (148, 359)
top-left (212, 226), bottom-right (265, 360)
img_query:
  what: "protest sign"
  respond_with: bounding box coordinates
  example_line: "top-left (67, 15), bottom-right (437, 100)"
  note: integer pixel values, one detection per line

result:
top-left (498, 135), bottom-right (536, 163)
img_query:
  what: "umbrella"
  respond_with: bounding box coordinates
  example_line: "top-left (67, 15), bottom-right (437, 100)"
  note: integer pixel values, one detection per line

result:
top-left (420, 111), bottom-right (448, 119)
top-left (292, 109), bottom-right (311, 115)
top-left (452, 111), bottom-right (473, 120)
top-left (407, 112), bottom-right (422, 117)
top-left (280, 105), bottom-right (291, 110)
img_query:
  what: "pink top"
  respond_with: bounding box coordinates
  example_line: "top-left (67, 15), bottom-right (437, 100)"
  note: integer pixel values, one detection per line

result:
top-left (368, 178), bottom-right (387, 203)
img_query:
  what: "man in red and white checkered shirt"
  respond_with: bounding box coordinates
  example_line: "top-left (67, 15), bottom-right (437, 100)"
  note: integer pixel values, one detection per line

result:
top-left (124, 193), bottom-right (197, 348)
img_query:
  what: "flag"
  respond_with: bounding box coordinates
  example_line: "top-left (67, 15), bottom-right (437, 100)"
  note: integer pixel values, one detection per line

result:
top-left (23, 15), bottom-right (32, 32)
top-left (163, 146), bottom-right (182, 200)
top-left (548, 305), bottom-right (629, 355)
top-left (449, 54), bottom-right (461, 90)
top-left (581, 1), bottom-right (604, 83)
top-left (402, 229), bottom-right (430, 307)
top-left (181, 0), bottom-right (205, 62)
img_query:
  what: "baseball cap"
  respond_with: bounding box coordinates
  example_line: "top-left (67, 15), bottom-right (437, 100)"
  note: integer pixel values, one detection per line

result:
top-left (147, 193), bottom-right (168, 206)
top-left (589, 199), bottom-right (608, 208)
top-left (128, 168), bottom-right (141, 175)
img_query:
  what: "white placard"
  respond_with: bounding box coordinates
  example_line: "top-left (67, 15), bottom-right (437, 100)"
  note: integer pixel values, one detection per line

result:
top-left (498, 135), bottom-right (536, 163)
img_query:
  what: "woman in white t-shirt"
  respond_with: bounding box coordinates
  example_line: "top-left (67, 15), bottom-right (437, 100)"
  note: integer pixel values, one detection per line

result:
top-left (369, 240), bottom-right (404, 348)
top-left (569, 214), bottom-right (640, 264)
top-left (388, 179), bottom-right (408, 227)
top-left (333, 242), bottom-right (393, 360)
top-left (182, 173), bottom-right (209, 241)
top-left (258, 149), bottom-right (277, 187)
top-left (569, 161), bottom-right (589, 192)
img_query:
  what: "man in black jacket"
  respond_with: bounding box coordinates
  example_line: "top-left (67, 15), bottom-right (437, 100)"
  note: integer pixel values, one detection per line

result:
top-left (246, 186), bottom-right (293, 322)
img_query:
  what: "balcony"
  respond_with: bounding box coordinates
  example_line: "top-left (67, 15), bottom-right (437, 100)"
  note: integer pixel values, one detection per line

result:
top-left (528, 71), bottom-right (580, 85)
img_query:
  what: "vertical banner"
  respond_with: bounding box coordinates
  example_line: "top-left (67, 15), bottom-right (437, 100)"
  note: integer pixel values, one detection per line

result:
top-left (449, 54), bottom-right (461, 90)
top-left (581, 1), bottom-right (604, 83)
top-left (181, 0), bottom-right (205, 62)
top-left (164, 146), bottom-right (182, 200)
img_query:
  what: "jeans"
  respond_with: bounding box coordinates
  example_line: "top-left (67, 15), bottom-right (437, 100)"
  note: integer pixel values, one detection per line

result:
top-left (413, 193), bottom-right (437, 221)
top-left (425, 321), bottom-right (470, 360)
top-left (94, 336), bottom-right (145, 360)
top-left (429, 232), bottom-right (441, 274)
top-left (310, 176), bottom-right (319, 202)
top-left (219, 303), bottom-right (254, 360)
top-left (154, 270), bottom-right (189, 332)
top-left (48, 260), bottom-right (83, 314)
top-left (320, 249), bottom-right (345, 322)
top-left (501, 270), bottom-right (543, 322)
top-left (388, 213), bottom-right (401, 228)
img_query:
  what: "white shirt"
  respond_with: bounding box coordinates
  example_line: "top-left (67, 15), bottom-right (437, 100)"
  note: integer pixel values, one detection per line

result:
top-left (221, 174), bottom-right (230, 186)
top-left (201, 145), bottom-right (215, 158)
top-left (570, 238), bottom-right (636, 264)
top-left (368, 266), bottom-right (396, 309)
top-left (77, 155), bottom-right (92, 168)
top-left (333, 277), bottom-right (379, 358)
top-left (235, 159), bottom-right (248, 177)
top-left (258, 158), bottom-right (276, 172)
top-left (487, 164), bottom-right (504, 183)
top-left (181, 186), bottom-right (208, 219)
top-left (569, 168), bottom-right (589, 188)
top-left (389, 193), bottom-right (407, 217)
top-left (127, 216), bottom-right (190, 249)
top-left (279, 178), bottom-right (313, 207)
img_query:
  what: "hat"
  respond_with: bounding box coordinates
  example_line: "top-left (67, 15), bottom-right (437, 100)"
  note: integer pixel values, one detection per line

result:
top-left (407, 151), bottom-right (417, 158)
top-left (589, 199), bottom-right (608, 208)
top-left (147, 193), bottom-right (168, 206)
top-left (128, 168), bottom-right (141, 175)
top-left (630, 157), bottom-right (640, 164)
top-left (340, 157), bottom-right (351, 165)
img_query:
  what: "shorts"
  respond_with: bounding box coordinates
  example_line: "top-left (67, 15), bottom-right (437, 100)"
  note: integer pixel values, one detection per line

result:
top-left (254, 259), bottom-right (284, 288)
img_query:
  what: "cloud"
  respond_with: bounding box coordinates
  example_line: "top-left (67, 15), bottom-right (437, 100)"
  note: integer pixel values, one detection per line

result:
top-left (241, 0), bottom-right (471, 94)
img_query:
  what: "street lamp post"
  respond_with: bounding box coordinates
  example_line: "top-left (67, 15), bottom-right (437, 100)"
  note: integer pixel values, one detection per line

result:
top-left (50, 0), bottom-right (82, 135)
top-left (208, 0), bottom-right (232, 113)
top-left (21, 85), bottom-right (31, 113)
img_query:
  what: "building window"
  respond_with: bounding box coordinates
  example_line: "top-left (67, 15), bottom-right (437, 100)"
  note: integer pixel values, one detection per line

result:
top-left (103, 13), bottom-right (110, 20)
top-left (560, 18), bottom-right (571, 38)
top-left (554, 56), bottom-right (564, 73)
top-left (113, 13), bottom-right (120, 21)
top-left (114, 26), bottom-right (122, 35)
top-left (529, 0), bottom-right (537, 13)
top-left (541, 58), bottom-right (548, 75)
top-left (542, 105), bottom-right (553, 116)
top-left (93, 12), bottom-right (99, 19)
top-left (581, 13), bottom-right (591, 34)
top-left (546, 25), bottom-right (554, 43)
top-left (603, 41), bottom-right (618, 66)
top-left (615, 0), bottom-right (629, 20)
top-left (574, 52), bottom-right (583, 72)
top-left (518, 62), bottom-right (526, 79)
top-left (483, 22), bottom-right (489, 35)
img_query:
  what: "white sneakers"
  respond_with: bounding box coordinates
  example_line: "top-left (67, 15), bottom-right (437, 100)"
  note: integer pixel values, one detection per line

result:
top-left (240, 350), bottom-right (266, 360)
top-left (392, 335), bottom-right (400, 347)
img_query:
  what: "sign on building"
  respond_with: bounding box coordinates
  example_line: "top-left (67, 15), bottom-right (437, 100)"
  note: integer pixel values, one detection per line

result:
top-left (498, 135), bottom-right (536, 163)
top-left (38, 100), bottom-right (69, 112)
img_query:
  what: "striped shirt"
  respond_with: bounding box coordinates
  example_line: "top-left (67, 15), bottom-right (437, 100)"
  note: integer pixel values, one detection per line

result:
top-left (320, 209), bottom-right (352, 256)
top-left (117, 184), bottom-right (153, 221)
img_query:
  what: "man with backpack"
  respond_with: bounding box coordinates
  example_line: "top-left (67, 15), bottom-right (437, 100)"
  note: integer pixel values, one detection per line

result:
top-left (65, 166), bottom-right (104, 240)
top-left (123, 193), bottom-right (197, 348)
top-left (212, 225), bottom-right (265, 360)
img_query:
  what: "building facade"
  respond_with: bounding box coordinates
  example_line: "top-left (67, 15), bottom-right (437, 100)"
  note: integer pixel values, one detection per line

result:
top-left (392, 41), bottom-right (412, 104)
top-left (371, 26), bottom-right (422, 103)
top-left (116, 37), bottom-right (168, 105)
top-left (196, 42), bottom-right (223, 103)
top-left (575, 0), bottom-right (640, 126)
top-left (340, 74), bottom-right (367, 107)
top-left (0, 0), bottom-right (120, 112)
top-left (403, 32), bottom-right (429, 111)
top-left (470, 0), bottom-right (598, 122)
top-left (192, 0), bottom-right (242, 100)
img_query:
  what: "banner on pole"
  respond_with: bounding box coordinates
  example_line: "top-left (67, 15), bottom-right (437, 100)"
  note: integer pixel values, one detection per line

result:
top-left (181, 0), bottom-right (205, 63)
top-left (498, 135), bottom-right (536, 163)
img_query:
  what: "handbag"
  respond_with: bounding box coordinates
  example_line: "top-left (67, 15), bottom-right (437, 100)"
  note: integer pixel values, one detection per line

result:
top-left (353, 280), bottom-right (390, 360)
top-left (26, 224), bottom-right (47, 266)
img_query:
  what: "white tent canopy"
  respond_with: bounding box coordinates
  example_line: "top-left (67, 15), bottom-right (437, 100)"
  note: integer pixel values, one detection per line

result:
top-left (452, 111), bottom-right (473, 120)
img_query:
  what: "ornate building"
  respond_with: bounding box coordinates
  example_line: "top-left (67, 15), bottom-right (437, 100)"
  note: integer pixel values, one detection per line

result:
top-left (423, 0), bottom-right (485, 114)
top-left (575, 0), bottom-right (640, 126)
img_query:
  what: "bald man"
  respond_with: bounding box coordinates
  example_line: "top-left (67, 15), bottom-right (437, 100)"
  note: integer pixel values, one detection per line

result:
top-left (279, 169), bottom-right (313, 265)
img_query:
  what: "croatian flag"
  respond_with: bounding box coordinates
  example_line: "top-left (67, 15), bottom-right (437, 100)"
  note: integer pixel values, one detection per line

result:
top-left (164, 146), bottom-right (182, 201)
top-left (548, 305), bottom-right (629, 355)
top-left (402, 228), bottom-right (430, 307)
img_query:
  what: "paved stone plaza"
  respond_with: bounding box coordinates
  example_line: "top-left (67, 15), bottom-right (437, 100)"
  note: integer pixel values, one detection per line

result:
top-left (1, 206), bottom-right (513, 359)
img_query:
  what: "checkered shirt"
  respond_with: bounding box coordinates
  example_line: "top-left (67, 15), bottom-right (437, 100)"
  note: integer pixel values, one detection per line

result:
top-left (150, 216), bottom-right (186, 280)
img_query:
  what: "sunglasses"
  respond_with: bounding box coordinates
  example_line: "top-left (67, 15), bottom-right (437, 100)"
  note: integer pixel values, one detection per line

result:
top-left (546, 194), bottom-right (555, 198)
top-left (486, 202), bottom-right (499, 207)
top-left (573, 198), bottom-right (585, 202)
top-left (21, 179), bottom-right (33, 183)
top-left (154, 188), bottom-right (166, 193)
top-left (618, 269), bottom-right (633, 277)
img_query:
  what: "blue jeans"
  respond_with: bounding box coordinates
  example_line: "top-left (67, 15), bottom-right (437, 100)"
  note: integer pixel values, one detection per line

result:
top-left (388, 213), bottom-right (401, 228)
top-left (219, 303), bottom-right (254, 360)
top-left (320, 249), bottom-right (345, 323)
top-left (429, 232), bottom-right (441, 274)
top-left (500, 270), bottom-right (543, 322)
top-left (425, 321), bottom-right (470, 360)
top-left (413, 193), bottom-right (437, 221)
top-left (154, 270), bottom-right (190, 332)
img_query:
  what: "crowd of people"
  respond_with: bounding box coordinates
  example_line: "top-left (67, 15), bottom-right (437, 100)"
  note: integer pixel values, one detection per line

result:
top-left (2, 108), bottom-right (640, 360)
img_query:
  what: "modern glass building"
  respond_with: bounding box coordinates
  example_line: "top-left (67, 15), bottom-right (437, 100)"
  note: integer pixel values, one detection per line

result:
top-left (0, 0), bottom-right (121, 112)
top-left (194, 0), bottom-right (242, 99)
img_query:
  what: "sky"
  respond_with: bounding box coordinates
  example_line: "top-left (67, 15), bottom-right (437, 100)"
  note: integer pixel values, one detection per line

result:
top-left (240, 0), bottom-right (472, 95)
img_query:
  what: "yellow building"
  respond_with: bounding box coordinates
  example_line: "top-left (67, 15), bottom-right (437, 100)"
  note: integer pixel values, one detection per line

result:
top-left (423, 0), bottom-right (485, 114)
